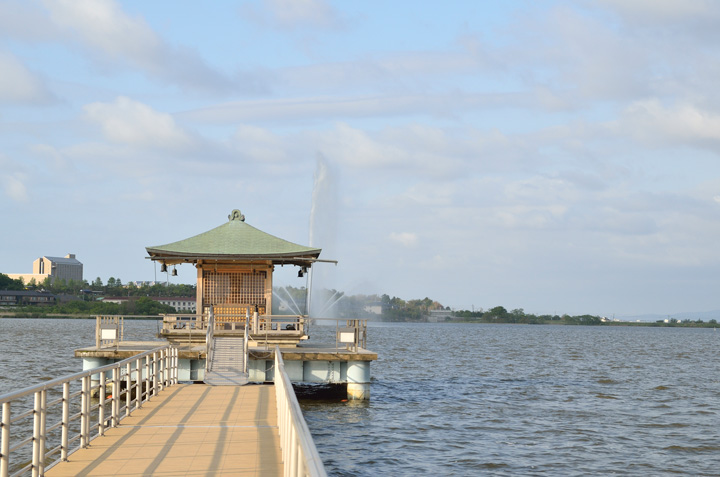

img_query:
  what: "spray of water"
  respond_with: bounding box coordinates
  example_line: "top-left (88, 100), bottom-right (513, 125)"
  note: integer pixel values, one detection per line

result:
top-left (314, 289), bottom-right (346, 317)
top-left (308, 154), bottom-right (341, 318)
top-left (273, 285), bottom-right (304, 315)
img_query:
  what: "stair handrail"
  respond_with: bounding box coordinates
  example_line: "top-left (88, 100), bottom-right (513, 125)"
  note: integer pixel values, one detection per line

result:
top-left (206, 309), bottom-right (215, 374)
top-left (243, 309), bottom-right (249, 375)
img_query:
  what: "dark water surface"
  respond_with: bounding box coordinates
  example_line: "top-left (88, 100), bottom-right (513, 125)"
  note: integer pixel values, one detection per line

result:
top-left (1, 319), bottom-right (719, 476)
top-left (302, 322), bottom-right (720, 476)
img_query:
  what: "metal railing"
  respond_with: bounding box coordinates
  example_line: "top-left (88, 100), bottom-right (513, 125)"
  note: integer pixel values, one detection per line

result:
top-left (161, 312), bottom-right (308, 336)
top-left (0, 346), bottom-right (178, 477)
top-left (307, 318), bottom-right (368, 352)
top-left (274, 347), bottom-right (327, 477)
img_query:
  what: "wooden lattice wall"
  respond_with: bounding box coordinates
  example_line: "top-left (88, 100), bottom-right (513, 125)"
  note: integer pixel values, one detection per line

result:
top-left (203, 270), bottom-right (268, 314)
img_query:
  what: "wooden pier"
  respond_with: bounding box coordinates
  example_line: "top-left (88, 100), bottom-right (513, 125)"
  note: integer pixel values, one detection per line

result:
top-left (46, 384), bottom-right (281, 476)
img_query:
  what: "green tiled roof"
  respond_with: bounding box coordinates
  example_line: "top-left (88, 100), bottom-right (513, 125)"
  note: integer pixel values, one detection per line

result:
top-left (146, 209), bottom-right (321, 264)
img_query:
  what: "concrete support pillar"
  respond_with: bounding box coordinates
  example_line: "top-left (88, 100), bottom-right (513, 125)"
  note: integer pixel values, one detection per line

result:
top-left (346, 361), bottom-right (370, 400)
top-left (177, 358), bottom-right (192, 382)
top-left (83, 357), bottom-right (109, 396)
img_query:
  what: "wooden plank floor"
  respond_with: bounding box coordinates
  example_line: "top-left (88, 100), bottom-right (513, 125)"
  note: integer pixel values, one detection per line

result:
top-left (46, 384), bottom-right (283, 476)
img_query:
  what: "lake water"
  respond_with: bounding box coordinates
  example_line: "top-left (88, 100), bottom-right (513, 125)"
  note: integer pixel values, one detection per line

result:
top-left (1, 319), bottom-right (719, 476)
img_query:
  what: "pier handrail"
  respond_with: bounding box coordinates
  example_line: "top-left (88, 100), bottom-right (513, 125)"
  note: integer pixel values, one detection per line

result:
top-left (0, 345), bottom-right (177, 477)
top-left (307, 318), bottom-right (368, 351)
top-left (274, 346), bottom-right (327, 477)
top-left (161, 312), bottom-right (308, 336)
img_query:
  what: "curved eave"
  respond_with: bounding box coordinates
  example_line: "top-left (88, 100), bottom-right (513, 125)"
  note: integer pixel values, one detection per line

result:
top-left (146, 249), bottom-right (322, 267)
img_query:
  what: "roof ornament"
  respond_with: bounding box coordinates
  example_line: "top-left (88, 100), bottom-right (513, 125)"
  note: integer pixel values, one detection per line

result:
top-left (229, 209), bottom-right (245, 222)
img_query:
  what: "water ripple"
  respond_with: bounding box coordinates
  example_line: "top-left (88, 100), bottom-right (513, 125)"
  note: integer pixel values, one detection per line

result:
top-left (301, 323), bottom-right (720, 476)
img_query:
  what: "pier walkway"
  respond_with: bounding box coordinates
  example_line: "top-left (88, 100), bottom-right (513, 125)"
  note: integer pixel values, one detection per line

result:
top-left (46, 384), bottom-right (282, 476)
top-left (1, 345), bottom-right (326, 477)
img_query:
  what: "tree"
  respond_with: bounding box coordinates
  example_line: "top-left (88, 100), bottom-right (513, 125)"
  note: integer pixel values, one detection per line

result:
top-left (486, 306), bottom-right (508, 320)
top-left (132, 297), bottom-right (174, 315)
top-left (0, 273), bottom-right (24, 291)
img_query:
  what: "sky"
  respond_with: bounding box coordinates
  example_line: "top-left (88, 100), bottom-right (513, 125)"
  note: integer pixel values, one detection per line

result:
top-left (2, 0), bottom-right (720, 318)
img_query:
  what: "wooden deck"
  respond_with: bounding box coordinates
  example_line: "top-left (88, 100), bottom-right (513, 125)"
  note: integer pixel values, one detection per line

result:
top-left (46, 384), bottom-right (283, 476)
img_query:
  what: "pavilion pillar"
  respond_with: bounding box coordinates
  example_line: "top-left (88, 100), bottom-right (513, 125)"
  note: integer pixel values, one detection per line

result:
top-left (196, 263), bottom-right (204, 318)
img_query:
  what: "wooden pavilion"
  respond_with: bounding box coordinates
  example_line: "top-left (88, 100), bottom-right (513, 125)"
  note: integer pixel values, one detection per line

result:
top-left (146, 209), bottom-right (325, 345)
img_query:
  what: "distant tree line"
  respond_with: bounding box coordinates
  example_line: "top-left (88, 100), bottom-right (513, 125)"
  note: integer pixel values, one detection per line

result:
top-left (26, 297), bottom-right (175, 316)
top-left (453, 306), bottom-right (603, 325)
top-left (0, 273), bottom-right (195, 298)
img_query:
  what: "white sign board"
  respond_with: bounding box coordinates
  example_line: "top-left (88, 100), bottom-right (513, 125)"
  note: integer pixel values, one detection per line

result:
top-left (101, 327), bottom-right (118, 340)
top-left (338, 328), bottom-right (356, 343)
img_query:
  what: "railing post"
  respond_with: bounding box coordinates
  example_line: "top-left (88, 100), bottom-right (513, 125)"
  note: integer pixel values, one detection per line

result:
top-left (61, 382), bottom-right (69, 461)
top-left (1, 402), bottom-right (10, 477)
top-left (144, 355), bottom-right (151, 403)
top-left (173, 347), bottom-right (178, 385)
top-left (158, 350), bottom-right (164, 392)
top-left (80, 376), bottom-right (89, 448)
top-left (39, 390), bottom-right (47, 476)
top-left (135, 357), bottom-right (143, 410)
top-left (152, 352), bottom-right (158, 397)
top-left (126, 362), bottom-right (132, 417)
top-left (163, 348), bottom-right (169, 388)
top-left (99, 374), bottom-right (106, 436)
top-left (111, 367), bottom-right (119, 427)
top-left (32, 391), bottom-right (44, 477)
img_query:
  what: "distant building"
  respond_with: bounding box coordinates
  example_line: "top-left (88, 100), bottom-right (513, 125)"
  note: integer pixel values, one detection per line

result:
top-left (363, 302), bottom-right (383, 315)
top-left (130, 281), bottom-right (165, 287)
top-left (427, 309), bottom-right (454, 322)
top-left (0, 290), bottom-right (56, 306)
top-left (102, 296), bottom-right (196, 313)
top-left (7, 254), bottom-right (83, 285)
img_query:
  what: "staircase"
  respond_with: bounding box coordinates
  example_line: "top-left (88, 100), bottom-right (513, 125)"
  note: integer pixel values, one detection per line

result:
top-left (204, 337), bottom-right (249, 386)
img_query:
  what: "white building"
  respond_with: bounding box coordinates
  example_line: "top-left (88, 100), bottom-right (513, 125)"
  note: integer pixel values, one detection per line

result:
top-left (7, 254), bottom-right (83, 285)
top-left (102, 296), bottom-right (196, 312)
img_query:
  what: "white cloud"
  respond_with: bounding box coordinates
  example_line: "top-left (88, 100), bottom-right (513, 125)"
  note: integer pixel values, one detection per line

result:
top-left (231, 125), bottom-right (288, 163)
top-left (181, 90), bottom-right (525, 124)
top-left (268, 0), bottom-right (338, 28)
top-left (0, 154), bottom-right (29, 202)
top-left (0, 0), bottom-right (59, 42)
top-left (42, 0), bottom-right (234, 93)
top-left (389, 232), bottom-right (418, 247)
top-left (597, 0), bottom-right (720, 25)
top-left (243, 0), bottom-right (342, 29)
top-left (1, 174), bottom-right (29, 202)
top-left (615, 99), bottom-right (720, 148)
top-left (0, 51), bottom-right (53, 104)
top-left (84, 96), bottom-right (195, 151)
top-left (30, 144), bottom-right (75, 172)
